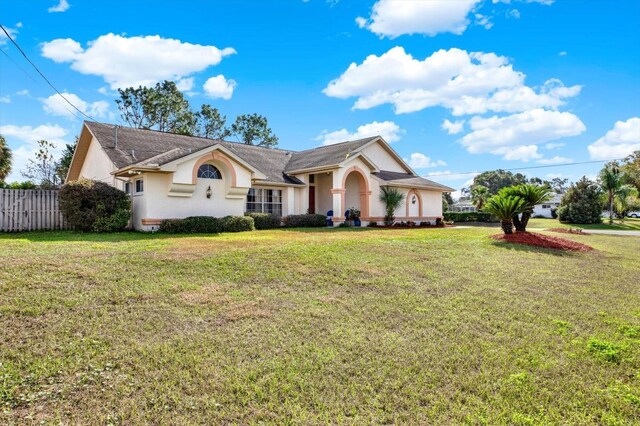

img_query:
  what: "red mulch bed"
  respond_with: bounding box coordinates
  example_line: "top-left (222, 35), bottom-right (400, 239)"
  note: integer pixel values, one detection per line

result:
top-left (490, 231), bottom-right (594, 252)
top-left (547, 227), bottom-right (586, 235)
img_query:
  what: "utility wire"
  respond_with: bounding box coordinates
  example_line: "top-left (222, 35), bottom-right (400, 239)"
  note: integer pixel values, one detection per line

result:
top-left (0, 23), bottom-right (96, 122)
top-left (0, 48), bottom-right (39, 83)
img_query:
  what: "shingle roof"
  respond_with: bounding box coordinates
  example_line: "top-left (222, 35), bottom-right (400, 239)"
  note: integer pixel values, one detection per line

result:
top-left (284, 137), bottom-right (378, 172)
top-left (374, 170), bottom-right (454, 191)
top-left (85, 122), bottom-right (302, 185)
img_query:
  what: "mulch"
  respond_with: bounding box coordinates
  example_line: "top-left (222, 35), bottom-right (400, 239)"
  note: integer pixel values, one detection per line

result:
top-left (490, 231), bottom-right (594, 252)
top-left (547, 227), bottom-right (586, 235)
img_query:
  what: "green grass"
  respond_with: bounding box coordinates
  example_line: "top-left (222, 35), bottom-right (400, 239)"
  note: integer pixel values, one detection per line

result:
top-left (528, 217), bottom-right (640, 231)
top-left (1, 228), bottom-right (639, 424)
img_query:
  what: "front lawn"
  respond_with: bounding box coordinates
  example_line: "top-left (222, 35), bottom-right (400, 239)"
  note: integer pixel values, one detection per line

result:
top-left (1, 228), bottom-right (638, 424)
top-left (528, 217), bottom-right (640, 231)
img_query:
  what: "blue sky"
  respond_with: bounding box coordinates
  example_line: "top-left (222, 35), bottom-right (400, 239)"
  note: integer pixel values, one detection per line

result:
top-left (1, 0), bottom-right (639, 195)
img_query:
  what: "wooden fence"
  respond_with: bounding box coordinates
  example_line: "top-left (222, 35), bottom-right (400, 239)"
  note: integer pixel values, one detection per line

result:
top-left (0, 189), bottom-right (67, 232)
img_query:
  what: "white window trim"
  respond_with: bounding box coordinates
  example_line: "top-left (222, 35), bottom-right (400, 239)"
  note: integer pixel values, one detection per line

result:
top-left (134, 178), bottom-right (144, 195)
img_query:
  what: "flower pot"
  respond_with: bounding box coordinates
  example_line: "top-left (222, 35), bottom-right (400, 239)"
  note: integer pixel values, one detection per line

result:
top-left (354, 218), bottom-right (361, 227)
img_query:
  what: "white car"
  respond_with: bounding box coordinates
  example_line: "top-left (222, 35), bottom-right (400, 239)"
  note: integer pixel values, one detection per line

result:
top-left (628, 211), bottom-right (640, 218)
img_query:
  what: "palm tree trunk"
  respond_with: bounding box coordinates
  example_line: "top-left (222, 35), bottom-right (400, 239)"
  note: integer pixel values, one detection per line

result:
top-left (520, 211), bottom-right (531, 232)
top-left (609, 191), bottom-right (614, 224)
top-left (501, 220), bottom-right (513, 234)
top-left (513, 214), bottom-right (526, 232)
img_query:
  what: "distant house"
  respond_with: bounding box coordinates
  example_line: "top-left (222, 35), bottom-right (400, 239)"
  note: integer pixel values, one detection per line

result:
top-left (67, 122), bottom-right (454, 230)
top-left (449, 200), bottom-right (477, 213)
top-left (532, 193), bottom-right (562, 218)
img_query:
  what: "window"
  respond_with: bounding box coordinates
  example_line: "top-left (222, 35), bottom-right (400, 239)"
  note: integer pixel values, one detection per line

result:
top-left (246, 188), bottom-right (283, 217)
top-left (309, 174), bottom-right (315, 184)
top-left (542, 204), bottom-right (551, 209)
top-left (124, 182), bottom-right (131, 194)
top-left (197, 164), bottom-right (222, 179)
top-left (135, 179), bottom-right (144, 194)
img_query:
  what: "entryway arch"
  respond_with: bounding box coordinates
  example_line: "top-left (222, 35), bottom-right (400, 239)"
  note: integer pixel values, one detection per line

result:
top-left (341, 166), bottom-right (371, 219)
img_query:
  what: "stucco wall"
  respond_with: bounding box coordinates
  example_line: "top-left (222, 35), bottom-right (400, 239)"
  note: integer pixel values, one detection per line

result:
top-left (79, 136), bottom-right (118, 187)
top-left (360, 142), bottom-right (406, 173)
top-left (315, 172), bottom-right (333, 215)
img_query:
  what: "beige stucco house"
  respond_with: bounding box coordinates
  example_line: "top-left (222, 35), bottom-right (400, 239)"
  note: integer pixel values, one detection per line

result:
top-left (67, 122), bottom-right (453, 230)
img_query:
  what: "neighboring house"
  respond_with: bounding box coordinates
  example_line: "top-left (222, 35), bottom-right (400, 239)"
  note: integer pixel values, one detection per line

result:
top-left (67, 122), bottom-right (454, 230)
top-left (449, 200), bottom-right (477, 213)
top-left (532, 193), bottom-right (562, 218)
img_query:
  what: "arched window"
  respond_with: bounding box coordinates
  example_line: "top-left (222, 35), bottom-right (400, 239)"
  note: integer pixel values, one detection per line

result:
top-left (197, 164), bottom-right (222, 179)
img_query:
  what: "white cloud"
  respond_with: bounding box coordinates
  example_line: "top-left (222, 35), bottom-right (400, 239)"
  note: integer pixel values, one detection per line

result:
top-left (587, 117), bottom-right (640, 160)
top-left (442, 119), bottom-right (465, 135)
top-left (0, 124), bottom-right (69, 182)
top-left (558, 51), bottom-right (567, 56)
top-left (426, 170), bottom-right (479, 182)
top-left (536, 156), bottom-right (572, 165)
top-left (0, 96), bottom-right (10, 103)
top-left (460, 109), bottom-right (586, 161)
top-left (48, 0), bottom-right (70, 13)
top-left (474, 14), bottom-right (493, 30)
top-left (0, 23), bottom-right (20, 45)
top-left (316, 120), bottom-right (403, 146)
top-left (42, 92), bottom-right (109, 120)
top-left (323, 47), bottom-right (581, 115)
top-left (176, 77), bottom-right (195, 92)
top-left (406, 153), bottom-right (446, 169)
top-left (202, 75), bottom-right (236, 100)
top-left (356, 0), bottom-right (481, 38)
top-left (544, 142), bottom-right (565, 150)
top-left (41, 34), bottom-right (236, 89)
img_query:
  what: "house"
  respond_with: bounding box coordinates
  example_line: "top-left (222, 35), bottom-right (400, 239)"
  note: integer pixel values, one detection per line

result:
top-left (449, 200), bottom-right (477, 213)
top-left (532, 193), bottom-right (562, 218)
top-left (66, 122), bottom-right (454, 230)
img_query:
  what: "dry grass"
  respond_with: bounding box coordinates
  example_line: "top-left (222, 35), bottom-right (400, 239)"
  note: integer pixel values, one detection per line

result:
top-left (0, 227), bottom-right (639, 424)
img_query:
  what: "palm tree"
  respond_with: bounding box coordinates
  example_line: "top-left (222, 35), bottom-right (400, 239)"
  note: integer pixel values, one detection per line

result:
top-left (599, 163), bottom-right (622, 224)
top-left (0, 135), bottom-right (12, 183)
top-left (483, 195), bottom-right (525, 235)
top-left (613, 184), bottom-right (639, 220)
top-left (471, 185), bottom-right (490, 210)
top-left (499, 184), bottom-right (552, 232)
top-left (379, 186), bottom-right (405, 226)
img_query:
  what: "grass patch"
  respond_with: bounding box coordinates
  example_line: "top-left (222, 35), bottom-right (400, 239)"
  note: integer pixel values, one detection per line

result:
top-left (528, 217), bottom-right (640, 231)
top-left (0, 227), bottom-right (639, 423)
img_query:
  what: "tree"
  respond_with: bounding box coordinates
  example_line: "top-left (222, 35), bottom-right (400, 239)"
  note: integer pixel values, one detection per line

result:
top-left (55, 137), bottom-right (77, 184)
top-left (550, 177), bottom-right (569, 194)
top-left (116, 81), bottom-right (196, 135)
top-left (442, 192), bottom-right (454, 212)
top-left (22, 140), bottom-right (59, 188)
top-left (230, 113), bottom-right (278, 148)
top-left (499, 184), bottom-right (552, 232)
top-left (557, 177), bottom-right (604, 224)
top-left (599, 162), bottom-right (623, 224)
top-left (195, 104), bottom-right (230, 139)
top-left (471, 185), bottom-right (490, 210)
top-left (613, 185), bottom-right (640, 219)
top-left (620, 151), bottom-right (640, 192)
top-left (0, 134), bottom-right (12, 183)
top-left (379, 186), bottom-right (405, 226)
top-left (471, 169), bottom-right (528, 196)
top-left (483, 195), bottom-right (525, 235)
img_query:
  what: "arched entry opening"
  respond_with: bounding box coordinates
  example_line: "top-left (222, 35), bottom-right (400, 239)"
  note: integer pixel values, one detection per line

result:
top-left (342, 166), bottom-right (370, 219)
top-left (406, 189), bottom-right (422, 218)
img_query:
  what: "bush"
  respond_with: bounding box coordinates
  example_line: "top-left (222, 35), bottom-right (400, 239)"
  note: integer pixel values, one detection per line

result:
top-left (245, 212), bottom-right (281, 230)
top-left (284, 214), bottom-right (327, 228)
top-left (159, 216), bottom-right (222, 234)
top-left (0, 181), bottom-right (37, 189)
top-left (550, 207), bottom-right (558, 219)
top-left (59, 179), bottom-right (130, 232)
top-left (221, 215), bottom-right (255, 232)
top-left (367, 221), bottom-right (378, 227)
top-left (442, 212), bottom-right (497, 223)
top-left (558, 177), bottom-right (604, 224)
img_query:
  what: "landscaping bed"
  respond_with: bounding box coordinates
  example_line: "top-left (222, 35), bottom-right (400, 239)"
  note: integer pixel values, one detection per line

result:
top-left (491, 231), bottom-right (594, 252)
top-left (548, 227), bottom-right (586, 235)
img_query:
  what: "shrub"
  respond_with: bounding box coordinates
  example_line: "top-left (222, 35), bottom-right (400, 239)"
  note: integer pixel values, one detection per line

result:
top-left (367, 221), bottom-right (378, 227)
top-left (221, 215), bottom-right (254, 232)
top-left (59, 179), bottom-right (130, 232)
top-left (550, 207), bottom-right (558, 219)
top-left (435, 217), bottom-right (443, 226)
top-left (284, 214), bottom-right (327, 228)
top-left (0, 181), bottom-right (37, 189)
top-left (245, 212), bottom-right (281, 230)
top-left (558, 177), bottom-right (604, 224)
top-left (159, 216), bottom-right (223, 234)
top-left (442, 212), bottom-right (497, 223)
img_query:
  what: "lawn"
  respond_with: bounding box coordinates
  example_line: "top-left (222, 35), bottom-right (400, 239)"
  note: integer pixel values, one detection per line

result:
top-left (1, 228), bottom-right (639, 424)
top-left (528, 217), bottom-right (640, 231)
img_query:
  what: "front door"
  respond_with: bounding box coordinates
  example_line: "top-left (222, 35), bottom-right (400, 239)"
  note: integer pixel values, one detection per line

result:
top-left (308, 186), bottom-right (315, 214)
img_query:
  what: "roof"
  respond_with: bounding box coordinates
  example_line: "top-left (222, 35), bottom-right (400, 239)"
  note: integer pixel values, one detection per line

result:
top-left (80, 122), bottom-right (449, 190)
top-left (284, 137), bottom-right (378, 172)
top-left (373, 170), bottom-right (455, 192)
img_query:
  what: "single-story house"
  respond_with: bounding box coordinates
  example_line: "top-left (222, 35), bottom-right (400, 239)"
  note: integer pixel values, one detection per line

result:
top-left (449, 200), bottom-right (477, 213)
top-left (532, 193), bottom-right (562, 218)
top-left (67, 122), bottom-right (454, 230)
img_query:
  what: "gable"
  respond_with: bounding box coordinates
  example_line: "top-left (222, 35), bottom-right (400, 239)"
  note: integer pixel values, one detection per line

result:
top-left (360, 140), bottom-right (412, 174)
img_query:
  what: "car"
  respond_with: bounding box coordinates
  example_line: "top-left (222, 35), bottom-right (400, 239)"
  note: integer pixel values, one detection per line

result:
top-left (628, 211), bottom-right (640, 218)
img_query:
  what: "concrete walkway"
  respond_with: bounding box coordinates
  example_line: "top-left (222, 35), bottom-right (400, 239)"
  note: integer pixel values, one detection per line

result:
top-left (581, 229), bottom-right (640, 236)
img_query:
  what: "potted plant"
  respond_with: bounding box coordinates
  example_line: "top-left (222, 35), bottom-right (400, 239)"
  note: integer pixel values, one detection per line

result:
top-left (348, 207), bottom-right (361, 227)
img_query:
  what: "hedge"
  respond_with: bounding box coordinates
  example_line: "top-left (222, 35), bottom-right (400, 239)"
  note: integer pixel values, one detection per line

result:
top-left (443, 211), bottom-right (497, 223)
top-left (221, 215), bottom-right (255, 232)
top-left (159, 216), bottom-right (223, 234)
top-left (59, 179), bottom-right (131, 232)
top-left (245, 212), bottom-right (281, 230)
top-left (283, 214), bottom-right (327, 228)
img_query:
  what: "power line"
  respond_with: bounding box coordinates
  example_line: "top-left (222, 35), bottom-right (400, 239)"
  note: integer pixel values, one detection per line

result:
top-left (0, 23), bottom-right (96, 122)
top-left (0, 48), bottom-right (38, 83)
